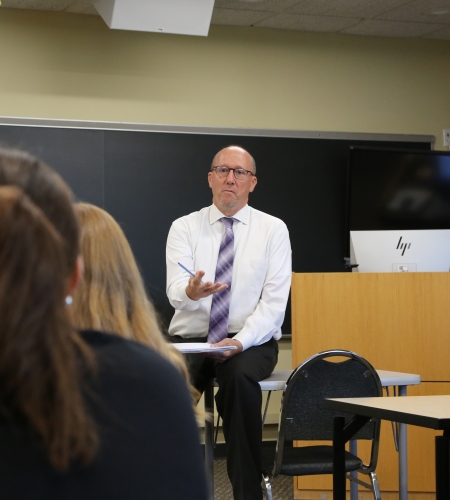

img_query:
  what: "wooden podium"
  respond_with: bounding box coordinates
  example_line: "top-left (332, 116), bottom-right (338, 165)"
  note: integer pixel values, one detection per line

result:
top-left (291, 272), bottom-right (450, 499)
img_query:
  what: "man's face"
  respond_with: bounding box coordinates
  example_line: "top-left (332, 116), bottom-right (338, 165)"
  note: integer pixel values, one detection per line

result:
top-left (208, 147), bottom-right (257, 216)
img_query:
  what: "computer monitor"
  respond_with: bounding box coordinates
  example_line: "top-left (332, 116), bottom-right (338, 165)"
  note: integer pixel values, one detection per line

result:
top-left (347, 147), bottom-right (450, 272)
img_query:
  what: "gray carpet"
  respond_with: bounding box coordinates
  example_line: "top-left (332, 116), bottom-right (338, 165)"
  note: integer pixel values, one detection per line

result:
top-left (213, 459), bottom-right (294, 500)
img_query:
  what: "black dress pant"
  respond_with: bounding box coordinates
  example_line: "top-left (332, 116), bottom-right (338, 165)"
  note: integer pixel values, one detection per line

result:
top-left (173, 336), bottom-right (278, 500)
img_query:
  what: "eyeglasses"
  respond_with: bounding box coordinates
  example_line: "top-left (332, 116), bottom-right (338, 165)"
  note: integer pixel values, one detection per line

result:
top-left (212, 166), bottom-right (255, 180)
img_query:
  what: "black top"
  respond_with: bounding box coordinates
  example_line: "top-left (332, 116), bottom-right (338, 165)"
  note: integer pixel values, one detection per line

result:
top-left (0, 330), bottom-right (208, 500)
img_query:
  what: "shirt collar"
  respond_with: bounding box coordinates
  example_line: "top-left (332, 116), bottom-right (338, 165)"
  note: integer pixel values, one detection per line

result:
top-left (209, 204), bottom-right (250, 225)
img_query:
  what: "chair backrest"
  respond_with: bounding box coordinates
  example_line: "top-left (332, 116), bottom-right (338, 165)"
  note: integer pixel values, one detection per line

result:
top-left (273, 349), bottom-right (382, 474)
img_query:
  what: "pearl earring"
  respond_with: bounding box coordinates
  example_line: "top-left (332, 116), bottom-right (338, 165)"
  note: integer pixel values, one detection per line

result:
top-left (65, 296), bottom-right (73, 306)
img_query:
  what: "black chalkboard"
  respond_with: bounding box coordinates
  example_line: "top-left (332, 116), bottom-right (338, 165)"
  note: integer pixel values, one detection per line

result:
top-left (0, 122), bottom-right (432, 334)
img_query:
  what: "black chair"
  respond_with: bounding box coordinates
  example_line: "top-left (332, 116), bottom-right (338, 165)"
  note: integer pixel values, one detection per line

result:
top-left (261, 349), bottom-right (382, 500)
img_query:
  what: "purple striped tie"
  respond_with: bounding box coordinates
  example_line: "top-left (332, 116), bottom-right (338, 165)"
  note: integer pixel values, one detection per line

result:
top-left (207, 217), bottom-right (235, 344)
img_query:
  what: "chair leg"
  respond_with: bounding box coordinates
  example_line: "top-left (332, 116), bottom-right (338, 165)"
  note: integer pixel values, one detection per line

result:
top-left (262, 391), bottom-right (272, 429)
top-left (214, 412), bottom-right (221, 447)
top-left (204, 385), bottom-right (215, 497)
top-left (370, 471), bottom-right (382, 500)
top-left (262, 474), bottom-right (273, 500)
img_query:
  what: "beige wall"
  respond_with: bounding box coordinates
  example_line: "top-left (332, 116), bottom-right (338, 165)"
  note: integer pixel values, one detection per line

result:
top-left (1, 8), bottom-right (450, 148)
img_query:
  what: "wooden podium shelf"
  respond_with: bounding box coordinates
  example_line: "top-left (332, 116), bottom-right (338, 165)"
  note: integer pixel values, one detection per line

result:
top-left (291, 272), bottom-right (450, 497)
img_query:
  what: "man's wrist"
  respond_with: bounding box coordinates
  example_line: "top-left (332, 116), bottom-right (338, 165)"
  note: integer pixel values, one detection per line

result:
top-left (185, 285), bottom-right (198, 301)
top-left (181, 285), bottom-right (200, 305)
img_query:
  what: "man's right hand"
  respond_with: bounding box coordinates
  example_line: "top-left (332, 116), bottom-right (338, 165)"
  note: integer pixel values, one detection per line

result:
top-left (185, 270), bottom-right (228, 301)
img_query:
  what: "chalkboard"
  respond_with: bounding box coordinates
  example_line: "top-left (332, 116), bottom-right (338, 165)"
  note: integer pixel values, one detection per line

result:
top-left (0, 120), bottom-right (433, 335)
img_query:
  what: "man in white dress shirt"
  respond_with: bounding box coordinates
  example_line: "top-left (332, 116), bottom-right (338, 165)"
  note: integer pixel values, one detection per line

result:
top-left (166, 146), bottom-right (292, 500)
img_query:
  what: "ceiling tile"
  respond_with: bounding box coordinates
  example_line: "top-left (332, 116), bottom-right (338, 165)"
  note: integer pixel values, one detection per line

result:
top-left (1, 0), bottom-right (74, 10)
top-left (424, 26), bottom-right (450, 38)
top-left (65, 0), bottom-right (98, 15)
top-left (376, 0), bottom-right (450, 23)
top-left (341, 19), bottom-right (447, 37)
top-left (254, 12), bottom-right (360, 31)
top-left (211, 8), bottom-right (273, 26)
top-left (288, 0), bottom-right (412, 19)
top-left (213, 0), bottom-right (301, 13)
top-left (2, 0), bottom-right (450, 40)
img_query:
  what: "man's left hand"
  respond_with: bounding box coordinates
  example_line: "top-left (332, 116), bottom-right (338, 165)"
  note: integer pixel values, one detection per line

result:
top-left (206, 338), bottom-right (243, 362)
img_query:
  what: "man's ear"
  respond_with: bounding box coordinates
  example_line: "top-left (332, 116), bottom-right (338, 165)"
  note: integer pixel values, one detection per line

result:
top-left (249, 176), bottom-right (257, 193)
top-left (66, 256), bottom-right (84, 297)
top-left (208, 171), bottom-right (213, 188)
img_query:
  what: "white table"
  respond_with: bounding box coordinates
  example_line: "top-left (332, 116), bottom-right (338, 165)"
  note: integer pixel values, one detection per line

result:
top-left (365, 370), bottom-right (420, 500)
top-left (325, 395), bottom-right (450, 500)
top-left (204, 368), bottom-right (420, 500)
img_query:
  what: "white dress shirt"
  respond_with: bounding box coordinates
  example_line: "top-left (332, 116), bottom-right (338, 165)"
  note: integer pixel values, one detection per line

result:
top-left (166, 204), bottom-right (292, 351)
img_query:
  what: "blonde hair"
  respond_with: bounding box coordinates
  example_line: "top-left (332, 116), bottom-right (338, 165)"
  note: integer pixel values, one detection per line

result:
top-left (70, 203), bottom-right (200, 412)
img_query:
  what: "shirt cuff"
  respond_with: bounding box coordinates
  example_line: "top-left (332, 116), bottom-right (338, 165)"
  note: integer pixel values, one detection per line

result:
top-left (169, 285), bottom-right (202, 311)
top-left (231, 331), bottom-right (254, 352)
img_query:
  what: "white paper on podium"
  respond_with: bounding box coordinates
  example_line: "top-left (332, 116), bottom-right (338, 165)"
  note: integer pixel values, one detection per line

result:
top-left (173, 343), bottom-right (237, 354)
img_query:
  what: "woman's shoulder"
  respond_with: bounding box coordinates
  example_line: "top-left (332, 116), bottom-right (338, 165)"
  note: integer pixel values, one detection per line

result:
top-left (64, 332), bottom-right (208, 499)
top-left (79, 328), bottom-right (147, 350)
top-left (79, 329), bottom-right (182, 384)
top-left (78, 329), bottom-right (196, 426)
top-left (80, 328), bottom-right (157, 354)
top-left (78, 329), bottom-right (196, 432)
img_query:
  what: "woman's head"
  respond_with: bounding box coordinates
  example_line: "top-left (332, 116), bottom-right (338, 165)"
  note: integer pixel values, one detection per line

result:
top-left (71, 202), bottom-right (160, 342)
top-left (71, 203), bottom-right (201, 416)
top-left (0, 148), bottom-right (79, 273)
top-left (0, 148), bottom-right (97, 471)
top-left (0, 185), bottom-right (69, 344)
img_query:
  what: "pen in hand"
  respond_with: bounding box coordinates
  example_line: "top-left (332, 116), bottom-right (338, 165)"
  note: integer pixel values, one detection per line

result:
top-left (178, 262), bottom-right (204, 283)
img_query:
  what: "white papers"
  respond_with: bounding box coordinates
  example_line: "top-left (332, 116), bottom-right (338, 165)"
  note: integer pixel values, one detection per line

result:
top-left (173, 343), bottom-right (237, 354)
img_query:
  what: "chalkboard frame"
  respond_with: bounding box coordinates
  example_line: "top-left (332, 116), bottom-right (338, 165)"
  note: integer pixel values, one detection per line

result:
top-left (0, 117), bottom-right (434, 336)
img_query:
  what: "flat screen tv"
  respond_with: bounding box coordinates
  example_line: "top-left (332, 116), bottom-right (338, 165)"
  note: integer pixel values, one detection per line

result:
top-left (346, 147), bottom-right (450, 272)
